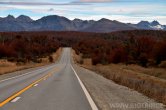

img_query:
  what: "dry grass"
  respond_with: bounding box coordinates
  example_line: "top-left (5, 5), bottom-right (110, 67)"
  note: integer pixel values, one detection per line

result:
top-left (39, 48), bottom-right (62, 63)
top-left (122, 64), bottom-right (166, 80)
top-left (72, 51), bottom-right (83, 64)
top-left (0, 63), bottom-right (45, 75)
top-left (72, 50), bottom-right (166, 105)
top-left (51, 48), bottom-right (62, 62)
top-left (0, 48), bottom-right (62, 75)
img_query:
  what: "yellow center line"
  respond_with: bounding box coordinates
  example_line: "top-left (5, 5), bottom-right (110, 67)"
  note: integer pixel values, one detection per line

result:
top-left (0, 67), bottom-right (58, 107)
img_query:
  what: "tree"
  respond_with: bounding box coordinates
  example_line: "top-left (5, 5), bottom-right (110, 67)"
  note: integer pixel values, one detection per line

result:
top-left (153, 40), bottom-right (166, 64)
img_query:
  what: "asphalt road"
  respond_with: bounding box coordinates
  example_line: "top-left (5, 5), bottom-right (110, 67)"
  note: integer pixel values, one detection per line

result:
top-left (0, 48), bottom-right (97, 110)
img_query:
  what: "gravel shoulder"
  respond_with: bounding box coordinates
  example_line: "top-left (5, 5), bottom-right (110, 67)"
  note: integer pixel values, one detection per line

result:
top-left (73, 64), bottom-right (166, 110)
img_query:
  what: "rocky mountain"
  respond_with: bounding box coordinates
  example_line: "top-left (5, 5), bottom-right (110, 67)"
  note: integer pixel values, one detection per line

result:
top-left (0, 15), bottom-right (26, 32)
top-left (72, 19), bottom-right (95, 30)
top-left (16, 15), bottom-right (33, 22)
top-left (81, 18), bottom-right (135, 32)
top-left (32, 15), bottom-right (76, 31)
top-left (0, 15), bottom-right (165, 32)
top-left (129, 20), bottom-right (165, 30)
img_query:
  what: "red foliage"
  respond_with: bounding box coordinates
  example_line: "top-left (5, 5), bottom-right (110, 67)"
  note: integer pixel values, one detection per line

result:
top-left (109, 46), bottom-right (128, 64)
top-left (0, 33), bottom-right (60, 62)
top-left (153, 40), bottom-right (166, 64)
top-left (0, 30), bottom-right (166, 66)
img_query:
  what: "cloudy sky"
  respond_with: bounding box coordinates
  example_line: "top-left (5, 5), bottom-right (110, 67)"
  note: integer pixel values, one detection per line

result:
top-left (0, 0), bottom-right (166, 24)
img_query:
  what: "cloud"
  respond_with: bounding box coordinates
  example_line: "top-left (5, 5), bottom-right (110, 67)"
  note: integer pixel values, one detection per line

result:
top-left (73, 0), bottom-right (145, 3)
top-left (0, 6), bottom-right (13, 11)
top-left (78, 0), bottom-right (112, 3)
top-left (0, 1), bottom-right (87, 6)
top-left (48, 8), bottom-right (54, 12)
top-left (74, 0), bottom-right (166, 3)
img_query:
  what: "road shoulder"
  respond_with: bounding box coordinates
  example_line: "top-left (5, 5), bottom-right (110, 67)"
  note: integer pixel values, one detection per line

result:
top-left (73, 64), bottom-right (165, 110)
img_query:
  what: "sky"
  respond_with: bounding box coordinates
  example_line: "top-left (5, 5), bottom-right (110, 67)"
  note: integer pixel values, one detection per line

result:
top-left (0, 0), bottom-right (166, 24)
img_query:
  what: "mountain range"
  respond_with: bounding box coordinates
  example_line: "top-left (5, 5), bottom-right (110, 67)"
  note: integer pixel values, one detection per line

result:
top-left (0, 15), bottom-right (166, 32)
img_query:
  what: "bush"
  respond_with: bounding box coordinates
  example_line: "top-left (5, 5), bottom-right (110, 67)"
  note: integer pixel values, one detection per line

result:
top-left (32, 58), bottom-right (42, 63)
top-left (48, 56), bottom-right (54, 62)
top-left (92, 55), bottom-right (100, 65)
top-left (16, 58), bottom-right (27, 63)
top-left (109, 47), bottom-right (128, 64)
top-left (139, 53), bottom-right (148, 67)
top-left (7, 57), bottom-right (16, 62)
top-left (153, 40), bottom-right (166, 64)
top-left (79, 58), bottom-right (84, 64)
top-left (158, 61), bottom-right (166, 68)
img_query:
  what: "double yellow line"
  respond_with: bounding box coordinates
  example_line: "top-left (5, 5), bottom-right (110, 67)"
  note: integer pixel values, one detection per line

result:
top-left (0, 68), bottom-right (57, 107)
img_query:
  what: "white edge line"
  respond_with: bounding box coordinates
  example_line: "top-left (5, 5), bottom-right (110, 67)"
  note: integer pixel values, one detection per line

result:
top-left (71, 64), bottom-right (98, 110)
top-left (0, 65), bottom-right (54, 83)
top-left (11, 97), bottom-right (21, 102)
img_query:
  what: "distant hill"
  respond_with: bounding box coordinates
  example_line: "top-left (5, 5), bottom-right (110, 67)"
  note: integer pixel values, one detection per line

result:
top-left (0, 15), bottom-right (165, 32)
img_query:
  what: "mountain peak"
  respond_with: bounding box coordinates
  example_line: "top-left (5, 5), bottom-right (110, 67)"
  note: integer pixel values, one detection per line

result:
top-left (39, 15), bottom-right (70, 22)
top-left (17, 15), bottom-right (33, 22)
top-left (135, 20), bottom-right (164, 30)
top-left (42, 15), bottom-right (61, 19)
top-left (99, 18), bottom-right (110, 21)
top-left (151, 20), bottom-right (160, 26)
top-left (138, 21), bottom-right (150, 25)
top-left (6, 15), bottom-right (15, 19)
top-left (73, 18), bottom-right (83, 22)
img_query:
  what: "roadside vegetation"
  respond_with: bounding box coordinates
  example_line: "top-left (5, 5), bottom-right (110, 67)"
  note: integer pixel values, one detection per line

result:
top-left (1, 30), bottom-right (166, 68)
top-left (72, 30), bottom-right (166, 105)
top-left (74, 57), bottom-right (166, 105)
top-left (0, 32), bottom-right (63, 75)
top-left (73, 30), bottom-right (166, 105)
top-left (0, 34), bottom-right (60, 63)
top-left (73, 30), bottom-right (166, 67)
top-left (0, 48), bottom-right (62, 75)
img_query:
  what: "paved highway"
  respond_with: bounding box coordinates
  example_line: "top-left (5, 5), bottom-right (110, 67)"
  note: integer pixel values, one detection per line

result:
top-left (0, 48), bottom-right (98, 110)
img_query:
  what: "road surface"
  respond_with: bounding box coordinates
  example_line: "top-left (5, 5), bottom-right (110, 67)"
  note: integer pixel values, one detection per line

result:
top-left (0, 48), bottom-right (97, 110)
